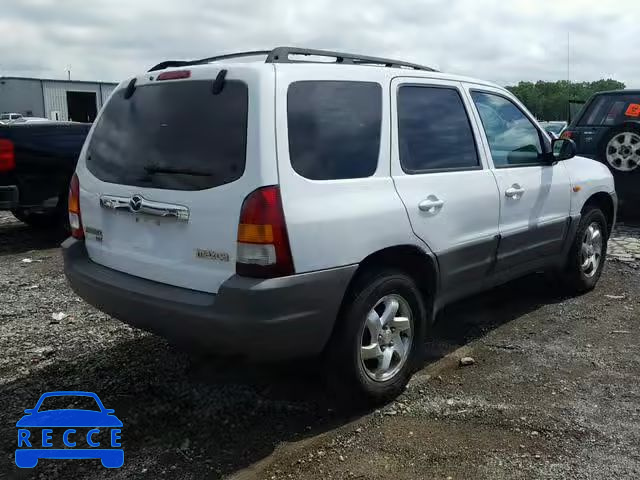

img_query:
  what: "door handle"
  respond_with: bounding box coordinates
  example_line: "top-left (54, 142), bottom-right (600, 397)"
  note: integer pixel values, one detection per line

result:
top-left (505, 184), bottom-right (525, 199)
top-left (418, 197), bottom-right (445, 212)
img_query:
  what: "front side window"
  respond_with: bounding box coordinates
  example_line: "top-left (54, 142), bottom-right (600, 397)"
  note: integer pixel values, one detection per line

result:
top-left (472, 91), bottom-right (543, 167)
top-left (287, 81), bottom-right (382, 180)
top-left (397, 86), bottom-right (479, 173)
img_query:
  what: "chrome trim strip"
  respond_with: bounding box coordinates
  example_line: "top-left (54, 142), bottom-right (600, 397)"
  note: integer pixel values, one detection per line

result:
top-left (99, 194), bottom-right (189, 221)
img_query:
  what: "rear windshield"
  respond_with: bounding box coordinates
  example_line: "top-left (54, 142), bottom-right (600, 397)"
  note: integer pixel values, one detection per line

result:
top-left (86, 80), bottom-right (248, 191)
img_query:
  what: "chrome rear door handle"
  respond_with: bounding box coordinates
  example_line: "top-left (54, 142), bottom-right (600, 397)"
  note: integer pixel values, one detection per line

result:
top-left (100, 194), bottom-right (190, 221)
top-left (418, 197), bottom-right (445, 212)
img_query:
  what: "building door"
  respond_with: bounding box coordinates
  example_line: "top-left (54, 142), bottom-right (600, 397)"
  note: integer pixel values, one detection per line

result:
top-left (66, 91), bottom-right (97, 123)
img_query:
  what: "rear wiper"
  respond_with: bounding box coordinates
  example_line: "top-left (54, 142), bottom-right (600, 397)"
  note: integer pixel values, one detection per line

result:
top-left (144, 165), bottom-right (212, 176)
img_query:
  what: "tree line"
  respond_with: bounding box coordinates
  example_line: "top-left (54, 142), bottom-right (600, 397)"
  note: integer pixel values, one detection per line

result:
top-left (506, 79), bottom-right (626, 122)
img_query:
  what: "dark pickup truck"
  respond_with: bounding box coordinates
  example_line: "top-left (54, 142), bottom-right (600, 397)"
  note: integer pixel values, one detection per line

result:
top-left (0, 122), bottom-right (90, 228)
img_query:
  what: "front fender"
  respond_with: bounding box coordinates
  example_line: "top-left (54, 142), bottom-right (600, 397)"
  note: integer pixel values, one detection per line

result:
top-left (563, 156), bottom-right (615, 216)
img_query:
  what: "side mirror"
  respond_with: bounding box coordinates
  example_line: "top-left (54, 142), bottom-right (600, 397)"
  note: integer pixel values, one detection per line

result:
top-left (552, 138), bottom-right (577, 161)
top-left (105, 409), bottom-right (115, 414)
top-left (24, 409), bottom-right (35, 415)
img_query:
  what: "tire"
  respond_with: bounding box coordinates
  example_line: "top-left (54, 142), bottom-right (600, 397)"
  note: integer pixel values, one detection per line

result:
top-left (11, 208), bottom-right (59, 228)
top-left (561, 207), bottom-right (608, 294)
top-left (11, 193), bottom-right (69, 232)
top-left (324, 268), bottom-right (427, 405)
top-left (599, 126), bottom-right (640, 173)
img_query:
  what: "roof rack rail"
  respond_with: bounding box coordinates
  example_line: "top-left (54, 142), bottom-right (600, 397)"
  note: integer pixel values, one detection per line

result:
top-left (148, 51), bottom-right (271, 72)
top-left (266, 47), bottom-right (436, 71)
top-left (148, 47), bottom-right (437, 72)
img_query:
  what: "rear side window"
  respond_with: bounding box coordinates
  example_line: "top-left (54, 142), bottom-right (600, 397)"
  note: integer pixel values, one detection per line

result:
top-left (578, 95), bottom-right (640, 126)
top-left (580, 96), bottom-right (610, 125)
top-left (397, 86), bottom-right (479, 172)
top-left (287, 81), bottom-right (382, 180)
top-left (86, 80), bottom-right (248, 191)
top-left (603, 101), bottom-right (627, 125)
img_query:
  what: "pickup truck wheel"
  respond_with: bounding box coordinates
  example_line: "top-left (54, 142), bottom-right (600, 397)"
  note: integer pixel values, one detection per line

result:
top-left (11, 194), bottom-right (69, 232)
top-left (11, 208), bottom-right (61, 229)
top-left (325, 269), bottom-right (426, 406)
top-left (562, 207), bottom-right (608, 293)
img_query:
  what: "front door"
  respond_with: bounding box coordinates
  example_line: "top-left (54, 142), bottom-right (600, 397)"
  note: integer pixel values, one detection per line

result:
top-left (468, 87), bottom-right (572, 271)
top-left (390, 78), bottom-right (500, 299)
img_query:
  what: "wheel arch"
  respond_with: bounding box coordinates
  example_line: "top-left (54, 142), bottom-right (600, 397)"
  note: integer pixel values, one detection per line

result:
top-left (581, 191), bottom-right (615, 236)
top-left (329, 244), bottom-right (440, 341)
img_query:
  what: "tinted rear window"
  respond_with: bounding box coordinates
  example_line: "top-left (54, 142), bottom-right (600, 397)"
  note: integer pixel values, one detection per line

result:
top-left (287, 81), bottom-right (382, 180)
top-left (579, 94), bottom-right (640, 126)
top-left (86, 80), bottom-right (248, 191)
top-left (579, 96), bottom-right (610, 126)
top-left (398, 86), bottom-right (479, 172)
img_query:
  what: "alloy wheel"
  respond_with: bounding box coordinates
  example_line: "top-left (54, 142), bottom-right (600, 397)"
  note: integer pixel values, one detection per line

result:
top-left (581, 222), bottom-right (603, 278)
top-left (606, 132), bottom-right (640, 172)
top-left (359, 294), bottom-right (413, 382)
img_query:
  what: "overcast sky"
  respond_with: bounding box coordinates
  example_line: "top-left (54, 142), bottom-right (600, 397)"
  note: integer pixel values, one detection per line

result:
top-left (2, 0), bottom-right (639, 87)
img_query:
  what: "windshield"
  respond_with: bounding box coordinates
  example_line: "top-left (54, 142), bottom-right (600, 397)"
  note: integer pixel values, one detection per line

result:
top-left (86, 79), bottom-right (248, 191)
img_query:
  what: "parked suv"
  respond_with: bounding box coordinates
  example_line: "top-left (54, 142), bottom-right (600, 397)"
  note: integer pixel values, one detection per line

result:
top-left (562, 89), bottom-right (640, 210)
top-left (63, 47), bottom-right (616, 403)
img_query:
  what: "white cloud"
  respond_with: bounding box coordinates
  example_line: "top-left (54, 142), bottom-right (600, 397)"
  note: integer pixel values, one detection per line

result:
top-left (1, 0), bottom-right (638, 87)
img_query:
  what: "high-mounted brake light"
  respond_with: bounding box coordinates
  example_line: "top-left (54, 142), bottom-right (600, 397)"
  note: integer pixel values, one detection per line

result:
top-left (157, 70), bottom-right (191, 81)
top-left (0, 139), bottom-right (15, 173)
top-left (68, 173), bottom-right (84, 239)
top-left (236, 186), bottom-right (294, 278)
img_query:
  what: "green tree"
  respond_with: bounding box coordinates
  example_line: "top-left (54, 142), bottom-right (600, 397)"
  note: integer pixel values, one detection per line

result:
top-left (506, 79), bottom-right (626, 121)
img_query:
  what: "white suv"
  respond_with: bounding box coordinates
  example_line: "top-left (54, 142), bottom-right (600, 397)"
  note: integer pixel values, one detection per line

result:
top-left (63, 47), bottom-right (616, 403)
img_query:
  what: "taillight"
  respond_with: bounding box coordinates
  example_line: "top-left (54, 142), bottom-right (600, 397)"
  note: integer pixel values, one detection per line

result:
top-left (236, 186), bottom-right (294, 278)
top-left (561, 130), bottom-right (573, 140)
top-left (68, 173), bottom-right (84, 239)
top-left (0, 139), bottom-right (15, 172)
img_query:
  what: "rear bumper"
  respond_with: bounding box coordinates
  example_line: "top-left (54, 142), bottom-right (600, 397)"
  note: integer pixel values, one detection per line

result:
top-left (62, 238), bottom-right (356, 360)
top-left (0, 185), bottom-right (19, 209)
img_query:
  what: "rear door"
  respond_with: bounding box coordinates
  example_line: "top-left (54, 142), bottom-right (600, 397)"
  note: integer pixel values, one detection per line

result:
top-left (390, 78), bottom-right (500, 298)
top-left (77, 66), bottom-right (276, 293)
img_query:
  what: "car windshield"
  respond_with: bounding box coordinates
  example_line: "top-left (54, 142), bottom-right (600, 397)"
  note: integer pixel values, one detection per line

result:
top-left (37, 395), bottom-right (101, 412)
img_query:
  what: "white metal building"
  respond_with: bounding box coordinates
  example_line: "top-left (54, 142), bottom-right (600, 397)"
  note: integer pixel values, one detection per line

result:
top-left (0, 76), bottom-right (118, 122)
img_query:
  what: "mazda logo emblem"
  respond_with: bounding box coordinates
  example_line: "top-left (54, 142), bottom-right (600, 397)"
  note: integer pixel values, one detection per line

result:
top-left (129, 195), bottom-right (143, 212)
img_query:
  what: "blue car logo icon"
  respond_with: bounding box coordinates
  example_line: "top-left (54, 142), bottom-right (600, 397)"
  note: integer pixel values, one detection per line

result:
top-left (15, 391), bottom-right (123, 468)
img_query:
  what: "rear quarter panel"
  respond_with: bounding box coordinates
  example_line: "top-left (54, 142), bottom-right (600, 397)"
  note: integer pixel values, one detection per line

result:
top-left (274, 66), bottom-right (426, 273)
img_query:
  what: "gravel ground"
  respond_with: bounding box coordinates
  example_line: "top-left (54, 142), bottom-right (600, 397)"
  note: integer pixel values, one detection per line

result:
top-left (1, 211), bottom-right (639, 479)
